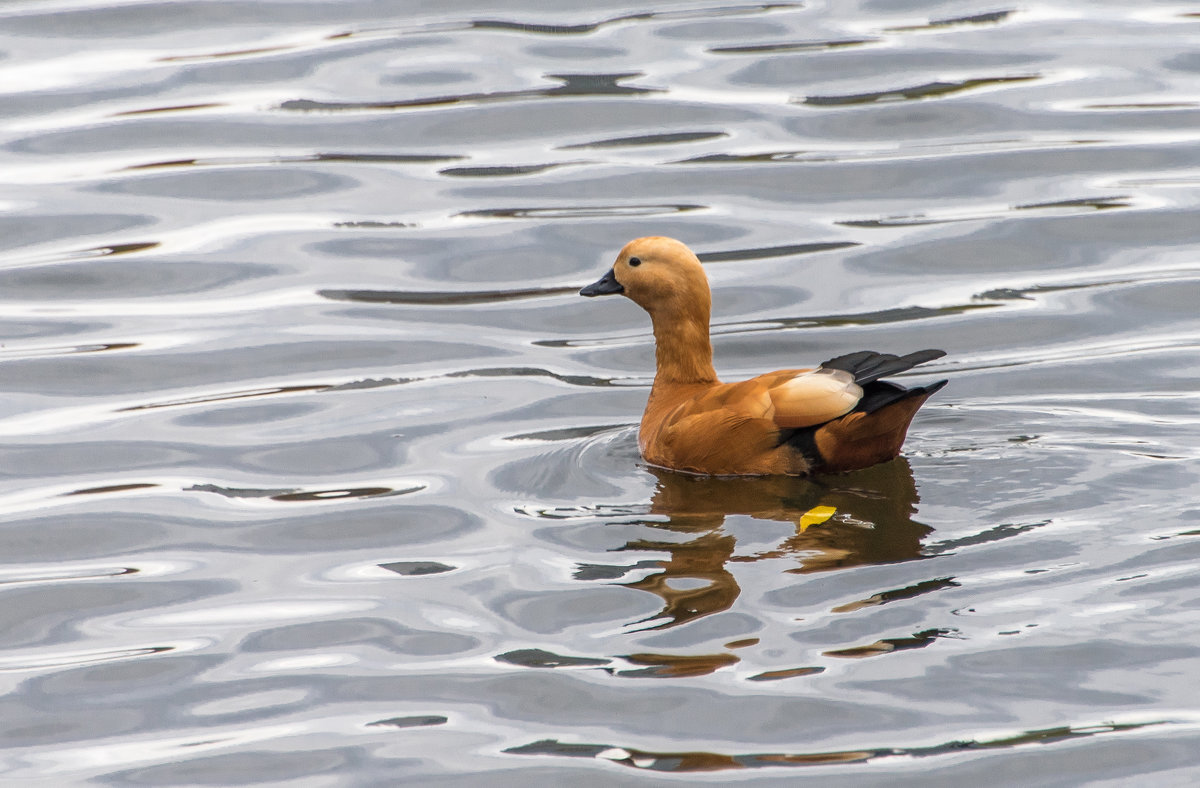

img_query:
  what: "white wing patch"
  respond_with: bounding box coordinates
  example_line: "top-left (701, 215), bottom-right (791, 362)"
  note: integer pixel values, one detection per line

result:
top-left (769, 369), bottom-right (863, 428)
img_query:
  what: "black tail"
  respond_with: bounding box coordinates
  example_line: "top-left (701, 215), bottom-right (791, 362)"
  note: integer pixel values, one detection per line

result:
top-left (819, 349), bottom-right (945, 387)
top-left (853, 377), bottom-right (947, 415)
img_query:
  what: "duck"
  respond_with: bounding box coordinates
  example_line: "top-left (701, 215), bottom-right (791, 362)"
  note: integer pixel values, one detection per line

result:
top-left (580, 236), bottom-right (947, 476)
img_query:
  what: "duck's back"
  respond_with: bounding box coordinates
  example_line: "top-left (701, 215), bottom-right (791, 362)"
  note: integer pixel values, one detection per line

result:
top-left (639, 352), bottom-right (946, 476)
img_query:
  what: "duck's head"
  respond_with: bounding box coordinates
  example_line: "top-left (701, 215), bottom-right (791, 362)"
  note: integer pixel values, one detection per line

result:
top-left (580, 236), bottom-right (710, 316)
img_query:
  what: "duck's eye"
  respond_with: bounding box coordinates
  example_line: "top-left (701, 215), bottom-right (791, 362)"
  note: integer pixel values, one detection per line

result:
top-left (628, 257), bottom-right (642, 267)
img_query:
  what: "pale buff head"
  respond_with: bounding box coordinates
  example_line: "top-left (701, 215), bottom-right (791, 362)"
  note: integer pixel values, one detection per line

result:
top-left (581, 236), bottom-right (711, 320)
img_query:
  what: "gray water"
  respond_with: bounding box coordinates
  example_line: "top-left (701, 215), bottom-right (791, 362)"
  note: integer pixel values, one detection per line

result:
top-left (2, 0), bottom-right (1200, 784)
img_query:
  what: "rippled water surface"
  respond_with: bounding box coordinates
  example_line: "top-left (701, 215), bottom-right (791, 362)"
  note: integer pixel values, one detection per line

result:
top-left (3, 0), bottom-right (1200, 783)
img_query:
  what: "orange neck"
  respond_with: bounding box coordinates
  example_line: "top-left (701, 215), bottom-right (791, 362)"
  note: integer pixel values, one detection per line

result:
top-left (649, 308), bottom-right (718, 386)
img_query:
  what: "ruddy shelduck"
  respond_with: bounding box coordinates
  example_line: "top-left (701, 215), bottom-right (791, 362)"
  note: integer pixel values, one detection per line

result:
top-left (580, 236), bottom-right (947, 476)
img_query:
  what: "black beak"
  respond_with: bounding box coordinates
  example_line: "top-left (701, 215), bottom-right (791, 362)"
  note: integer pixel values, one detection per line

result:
top-left (580, 268), bottom-right (624, 297)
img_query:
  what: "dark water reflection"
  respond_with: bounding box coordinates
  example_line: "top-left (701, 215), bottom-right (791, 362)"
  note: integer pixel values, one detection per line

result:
top-left (616, 460), bottom-right (932, 629)
top-left (508, 719), bottom-right (1163, 774)
top-left (4, 0), bottom-right (1200, 783)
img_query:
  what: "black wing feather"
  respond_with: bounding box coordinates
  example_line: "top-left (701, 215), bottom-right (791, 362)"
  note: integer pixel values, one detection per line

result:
top-left (819, 349), bottom-right (945, 386)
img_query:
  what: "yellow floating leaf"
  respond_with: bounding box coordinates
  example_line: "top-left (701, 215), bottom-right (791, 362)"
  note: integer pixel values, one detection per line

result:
top-left (799, 505), bottom-right (837, 532)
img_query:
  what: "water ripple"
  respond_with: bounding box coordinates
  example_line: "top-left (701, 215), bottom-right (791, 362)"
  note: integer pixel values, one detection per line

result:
top-left (0, 341), bottom-right (138, 360)
top-left (559, 131), bottom-right (728, 149)
top-left (0, 645), bottom-right (177, 673)
top-left (122, 152), bottom-right (465, 172)
top-left (885, 9), bottom-right (1017, 33)
top-left (280, 73), bottom-right (661, 112)
top-left (506, 720), bottom-right (1164, 772)
top-left (331, 3), bottom-right (801, 41)
top-left (188, 482), bottom-right (424, 503)
top-left (319, 286), bottom-right (578, 306)
top-left (456, 203), bottom-right (705, 219)
top-left (803, 75), bottom-right (1039, 106)
top-left (709, 38), bottom-right (874, 55)
top-left (438, 162), bottom-right (577, 178)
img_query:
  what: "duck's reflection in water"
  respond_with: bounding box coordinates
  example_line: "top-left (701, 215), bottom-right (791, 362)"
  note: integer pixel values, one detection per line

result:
top-left (615, 458), bottom-right (932, 629)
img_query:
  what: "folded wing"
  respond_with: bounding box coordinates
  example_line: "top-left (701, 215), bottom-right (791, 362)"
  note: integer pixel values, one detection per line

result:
top-left (766, 369), bottom-right (863, 428)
